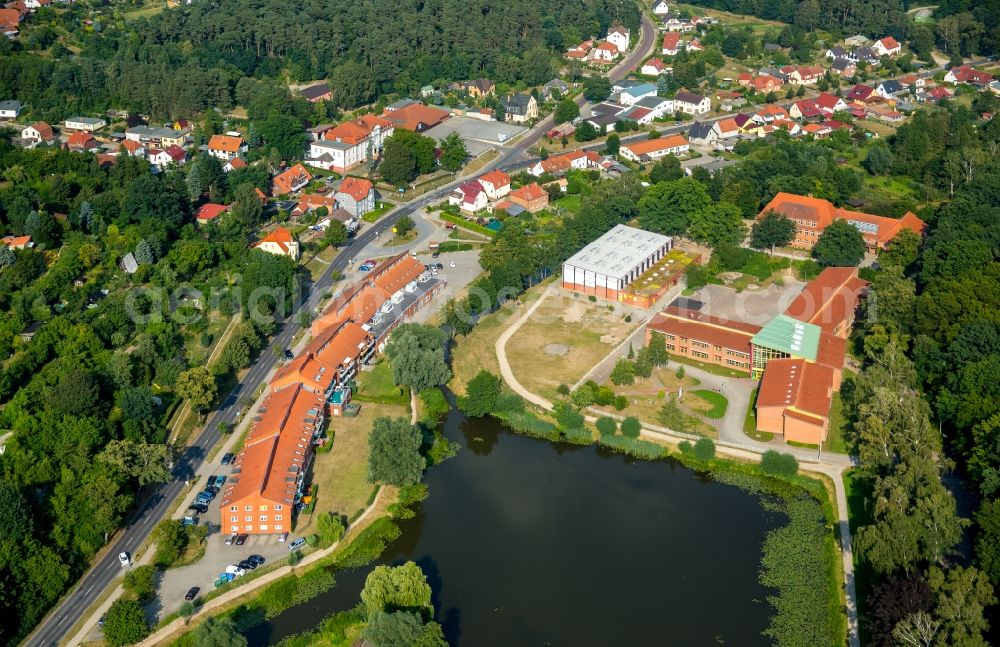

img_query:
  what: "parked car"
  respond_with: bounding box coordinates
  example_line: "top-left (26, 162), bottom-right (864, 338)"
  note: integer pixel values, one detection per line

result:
top-left (278, 532), bottom-right (288, 543)
top-left (247, 554), bottom-right (265, 566)
top-left (181, 516), bottom-right (198, 526)
top-left (235, 534), bottom-right (248, 546)
top-left (204, 485), bottom-right (220, 495)
top-left (208, 475), bottom-right (227, 488)
top-left (284, 349), bottom-right (294, 360)
top-left (197, 489), bottom-right (215, 500)
top-left (225, 533), bottom-right (237, 545)
top-left (449, 261), bottom-right (456, 268)
top-left (359, 264), bottom-right (373, 272)
top-left (221, 452), bottom-right (235, 466)
top-left (238, 559), bottom-right (254, 570)
top-left (432, 251), bottom-right (440, 258)
top-left (184, 587), bottom-right (200, 601)
top-left (434, 263), bottom-right (444, 270)
top-left (188, 503), bottom-right (208, 514)
top-left (118, 552), bottom-right (131, 567)
top-left (289, 538), bottom-right (306, 551)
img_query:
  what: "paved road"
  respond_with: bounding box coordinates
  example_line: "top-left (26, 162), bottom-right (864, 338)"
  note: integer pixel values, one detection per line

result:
top-left (26, 16), bottom-right (661, 647)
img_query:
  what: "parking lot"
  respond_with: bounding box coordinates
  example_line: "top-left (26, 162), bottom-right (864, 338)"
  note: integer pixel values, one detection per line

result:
top-left (428, 116), bottom-right (527, 157)
top-left (686, 280), bottom-right (806, 325)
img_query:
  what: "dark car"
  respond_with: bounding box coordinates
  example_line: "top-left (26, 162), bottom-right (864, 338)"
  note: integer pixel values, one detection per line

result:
top-left (431, 251), bottom-right (440, 258)
top-left (184, 587), bottom-right (200, 601)
top-left (284, 349), bottom-right (294, 360)
top-left (435, 263), bottom-right (444, 270)
top-left (238, 559), bottom-right (255, 570)
top-left (204, 485), bottom-right (220, 495)
top-left (188, 503), bottom-right (208, 514)
top-left (247, 554), bottom-right (265, 566)
top-left (221, 452), bottom-right (235, 466)
top-left (235, 534), bottom-right (248, 546)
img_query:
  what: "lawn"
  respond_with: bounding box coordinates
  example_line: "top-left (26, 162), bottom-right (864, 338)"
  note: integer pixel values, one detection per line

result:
top-left (825, 391), bottom-right (852, 455)
top-left (843, 468), bottom-right (875, 640)
top-left (669, 353), bottom-right (751, 378)
top-left (505, 293), bottom-right (640, 400)
top-left (123, 3), bottom-right (165, 20)
top-left (294, 401), bottom-right (408, 538)
top-left (353, 361), bottom-right (410, 406)
top-left (449, 282), bottom-right (550, 395)
top-left (590, 367), bottom-right (717, 437)
top-left (385, 229), bottom-right (418, 246)
top-left (362, 202), bottom-right (395, 223)
top-left (304, 255), bottom-right (331, 281)
top-left (689, 389), bottom-right (728, 419)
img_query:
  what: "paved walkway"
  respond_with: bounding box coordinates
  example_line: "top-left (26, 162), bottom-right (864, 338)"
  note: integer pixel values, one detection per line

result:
top-left (494, 287), bottom-right (859, 647)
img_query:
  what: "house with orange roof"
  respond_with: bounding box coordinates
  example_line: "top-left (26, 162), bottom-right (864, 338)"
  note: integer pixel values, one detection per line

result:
top-left (641, 57), bottom-right (667, 76)
top-left (1, 235), bottom-right (32, 250)
top-left (380, 103), bottom-right (450, 132)
top-left (662, 32), bottom-right (682, 56)
top-left (802, 122), bottom-right (832, 138)
top-left (477, 169), bottom-right (511, 201)
top-left (195, 203), bottom-right (228, 225)
top-left (757, 192), bottom-right (926, 251)
top-left (271, 319), bottom-right (375, 399)
top-left (121, 139), bottom-right (145, 157)
top-left (312, 252), bottom-right (444, 343)
top-left (223, 157), bottom-right (247, 173)
top-left (751, 104), bottom-right (790, 124)
top-left (591, 41), bottom-right (619, 63)
top-left (334, 177), bottom-right (376, 217)
top-left (271, 163), bottom-right (312, 196)
top-left (309, 114), bottom-right (394, 173)
top-left (219, 383), bottom-right (325, 535)
top-left (508, 183), bottom-right (548, 213)
top-left (252, 226), bottom-right (299, 260)
top-left (566, 40), bottom-right (593, 59)
top-left (66, 132), bottom-right (99, 152)
top-left (756, 358), bottom-right (835, 444)
top-left (787, 65), bottom-right (823, 85)
top-left (873, 36), bottom-right (901, 57)
top-left (290, 193), bottom-right (337, 219)
top-left (20, 121), bottom-right (54, 146)
top-left (207, 134), bottom-right (247, 161)
top-left (748, 75), bottom-right (782, 93)
top-left (619, 134), bottom-right (689, 162)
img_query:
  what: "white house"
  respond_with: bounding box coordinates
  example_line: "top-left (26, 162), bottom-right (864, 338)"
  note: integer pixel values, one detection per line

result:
top-left (641, 58), bottom-right (667, 76)
top-left (661, 32), bottom-right (682, 56)
top-left (673, 91), bottom-right (710, 115)
top-left (449, 181), bottom-right (488, 213)
top-left (619, 135), bottom-right (690, 162)
top-left (633, 95), bottom-right (673, 120)
top-left (618, 83), bottom-right (658, 107)
top-left (252, 227), bottom-right (300, 261)
top-left (207, 134), bottom-right (247, 161)
top-left (0, 100), bottom-right (21, 119)
top-left (20, 121), bottom-right (53, 144)
top-left (607, 25), bottom-right (630, 52)
top-left (591, 42), bottom-right (618, 62)
top-left (872, 36), bottom-right (901, 57)
top-left (652, 0), bottom-right (670, 15)
top-left (477, 169), bottom-right (511, 201)
top-left (63, 117), bottom-right (106, 132)
top-left (663, 17), bottom-right (694, 32)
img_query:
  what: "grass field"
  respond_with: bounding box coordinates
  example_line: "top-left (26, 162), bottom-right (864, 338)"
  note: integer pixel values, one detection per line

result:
top-left (669, 353), bottom-right (751, 378)
top-left (449, 282), bottom-right (550, 394)
top-left (353, 361), bottom-right (410, 407)
top-left (123, 3), bottom-right (166, 21)
top-left (591, 367), bottom-right (718, 437)
top-left (294, 401), bottom-right (405, 538)
top-left (506, 293), bottom-right (639, 400)
top-left (689, 389), bottom-right (728, 419)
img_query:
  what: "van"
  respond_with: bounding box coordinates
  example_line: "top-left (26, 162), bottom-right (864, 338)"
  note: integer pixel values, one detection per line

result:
top-left (289, 538), bottom-right (306, 551)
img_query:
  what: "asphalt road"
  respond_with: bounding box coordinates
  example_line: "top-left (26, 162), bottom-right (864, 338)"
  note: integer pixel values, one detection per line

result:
top-left (26, 16), bottom-right (660, 647)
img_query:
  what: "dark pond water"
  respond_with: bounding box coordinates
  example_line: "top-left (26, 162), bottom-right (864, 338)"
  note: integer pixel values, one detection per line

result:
top-left (247, 407), bottom-right (781, 646)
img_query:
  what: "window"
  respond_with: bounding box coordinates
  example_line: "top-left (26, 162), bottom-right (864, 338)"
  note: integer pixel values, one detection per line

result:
top-left (275, 515), bottom-right (283, 521)
top-left (260, 525), bottom-right (268, 531)
top-left (259, 515), bottom-right (268, 521)
top-left (245, 505), bottom-right (252, 511)
top-left (230, 506), bottom-right (237, 512)
top-left (231, 525), bottom-right (239, 532)
top-left (275, 504), bottom-right (283, 511)
top-left (245, 516), bottom-right (252, 522)
top-left (259, 505), bottom-right (268, 511)
top-left (245, 525), bottom-right (253, 531)
top-left (231, 516), bottom-right (238, 522)
top-left (275, 524), bottom-right (283, 530)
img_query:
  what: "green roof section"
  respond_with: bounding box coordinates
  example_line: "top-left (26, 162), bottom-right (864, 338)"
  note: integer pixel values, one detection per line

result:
top-left (751, 314), bottom-right (820, 361)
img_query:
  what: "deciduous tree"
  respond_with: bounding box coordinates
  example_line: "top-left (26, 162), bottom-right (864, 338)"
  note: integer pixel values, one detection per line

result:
top-left (368, 417), bottom-right (425, 486)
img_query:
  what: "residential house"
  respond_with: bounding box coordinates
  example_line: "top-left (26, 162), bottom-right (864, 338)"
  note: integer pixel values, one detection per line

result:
top-left (815, 92), bottom-right (849, 115)
top-left (854, 47), bottom-right (880, 65)
top-left (2, 235), bottom-right (32, 250)
top-left (449, 181), bottom-right (488, 213)
top-left (223, 158), bottom-right (247, 173)
top-left (477, 169), bottom-right (511, 201)
top-left (945, 65), bottom-right (994, 87)
top-left (787, 66), bottom-right (823, 85)
top-left (830, 58), bottom-right (856, 76)
top-left (619, 134), bottom-right (689, 162)
top-left (459, 78), bottom-right (495, 97)
top-left (66, 132), bottom-right (99, 152)
top-left (501, 93), bottom-right (538, 123)
top-left (607, 25), bottom-right (630, 52)
top-left (789, 99), bottom-right (824, 120)
top-left (542, 79), bottom-right (570, 99)
top-left (825, 46), bottom-right (849, 60)
top-left (334, 177), bottom-right (377, 218)
top-left (801, 123), bottom-right (833, 139)
top-left (272, 163), bottom-right (313, 196)
top-left (566, 40), bottom-right (593, 60)
top-left (147, 145), bottom-right (187, 168)
top-left (662, 32), bottom-right (682, 56)
top-left (844, 34), bottom-right (870, 47)
top-left (508, 183), bottom-right (549, 213)
top-left (772, 119), bottom-right (801, 136)
top-left (686, 39), bottom-right (704, 52)
top-left (845, 84), bottom-right (878, 103)
top-left (923, 86), bottom-right (953, 103)
top-left (618, 83), bottom-right (658, 106)
top-left (253, 227), bottom-right (300, 260)
top-left (747, 75), bottom-right (782, 93)
top-left (641, 58), bottom-right (667, 76)
top-left (380, 103), bottom-right (450, 132)
top-left (300, 82), bottom-right (332, 102)
top-left (712, 117), bottom-right (740, 141)
top-left (619, 106), bottom-right (655, 125)
top-left (0, 8), bottom-right (21, 36)
top-left (591, 41), bottom-right (619, 62)
top-left (584, 113), bottom-right (620, 134)
top-left (633, 95), bottom-right (673, 119)
top-left (20, 121), bottom-right (54, 144)
top-left (875, 79), bottom-right (905, 99)
top-left (752, 104), bottom-right (790, 124)
top-left (899, 74), bottom-right (925, 90)
top-left (125, 125), bottom-right (188, 148)
top-left (63, 117), bottom-right (106, 132)
top-left (663, 17), bottom-right (694, 32)
top-left (420, 85), bottom-right (436, 98)
top-left (673, 91), bottom-right (710, 115)
top-left (872, 36), bottom-right (901, 57)
top-left (195, 203), bottom-right (228, 225)
top-left (0, 99), bottom-right (20, 119)
top-left (291, 193), bottom-right (337, 219)
top-left (688, 121), bottom-right (716, 146)
top-left (652, 0), bottom-right (670, 15)
top-left (311, 114), bottom-right (394, 173)
top-left (207, 134), bottom-right (247, 161)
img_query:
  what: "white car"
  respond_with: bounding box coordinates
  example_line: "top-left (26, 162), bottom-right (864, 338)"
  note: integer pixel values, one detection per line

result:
top-left (118, 552), bottom-right (131, 567)
top-left (449, 261), bottom-right (456, 268)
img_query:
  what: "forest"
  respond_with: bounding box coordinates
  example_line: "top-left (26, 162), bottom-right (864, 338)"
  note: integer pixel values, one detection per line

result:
top-left (0, 0), bottom-right (640, 121)
top-left (0, 142), bottom-right (300, 647)
top-left (683, 0), bottom-right (999, 59)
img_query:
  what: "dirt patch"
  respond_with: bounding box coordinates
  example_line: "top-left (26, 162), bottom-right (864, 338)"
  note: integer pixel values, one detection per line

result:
top-left (545, 343), bottom-right (569, 356)
top-left (563, 301), bottom-right (587, 323)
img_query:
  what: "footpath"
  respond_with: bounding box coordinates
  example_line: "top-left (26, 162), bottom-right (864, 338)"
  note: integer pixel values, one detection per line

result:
top-left (494, 286), bottom-right (860, 647)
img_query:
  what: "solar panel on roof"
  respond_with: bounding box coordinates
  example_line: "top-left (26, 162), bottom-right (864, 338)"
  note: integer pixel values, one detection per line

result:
top-left (848, 219), bottom-right (879, 234)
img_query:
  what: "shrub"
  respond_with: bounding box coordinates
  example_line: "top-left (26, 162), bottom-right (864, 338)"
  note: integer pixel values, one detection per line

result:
top-left (588, 295), bottom-right (597, 302)
top-left (761, 450), bottom-right (799, 477)
top-left (553, 400), bottom-right (585, 430)
top-left (317, 512), bottom-right (346, 545)
top-left (595, 386), bottom-right (616, 406)
top-left (494, 391), bottom-right (525, 414)
top-left (103, 598), bottom-right (149, 647)
top-left (613, 395), bottom-right (628, 411)
top-left (571, 383), bottom-right (596, 407)
top-left (556, 383), bottom-right (570, 395)
top-left (596, 417), bottom-right (617, 436)
top-left (621, 416), bottom-right (642, 438)
top-left (610, 358), bottom-right (635, 385)
top-left (123, 565), bottom-right (156, 602)
top-left (598, 435), bottom-right (664, 459)
top-left (693, 437), bottom-right (716, 461)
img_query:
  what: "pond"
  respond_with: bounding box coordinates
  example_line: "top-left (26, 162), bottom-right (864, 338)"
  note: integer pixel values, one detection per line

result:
top-left (247, 407), bottom-right (782, 646)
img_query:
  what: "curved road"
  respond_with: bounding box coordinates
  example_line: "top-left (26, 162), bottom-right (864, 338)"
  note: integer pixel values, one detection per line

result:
top-left (25, 13), bottom-right (658, 647)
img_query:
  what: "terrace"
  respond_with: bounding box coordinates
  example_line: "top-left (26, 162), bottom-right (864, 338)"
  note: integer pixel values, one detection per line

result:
top-left (620, 249), bottom-right (699, 308)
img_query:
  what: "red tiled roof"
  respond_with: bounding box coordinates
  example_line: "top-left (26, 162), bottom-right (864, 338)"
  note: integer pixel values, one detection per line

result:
top-left (479, 169), bottom-right (511, 189)
top-left (195, 203), bottom-right (228, 221)
top-left (208, 134), bottom-right (244, 153)
top-left (381, 103), bottom-right (450, 131)
top-left (272, 163), bottom-right (312, 195)
top-left (784, 267), bottom-right (867, 335)
top-left (510, 182), bottom-right (546, 201)
top-left (648, 307), bottom-right (761, 356)
top-left (662, 32), bottom-right (681, 50)
top-left (27, 121), bottom-right (53, 140)
top-left (337, 177), bottom-right (374, 202)
top-left (622, 134), bottom-right (688, 156)
top-left (67, 132), bottom-right (97, 149)
top-left (757, 357), bottom-right (833, 420)
top-left (253, 226), bottom-right (295, 253)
